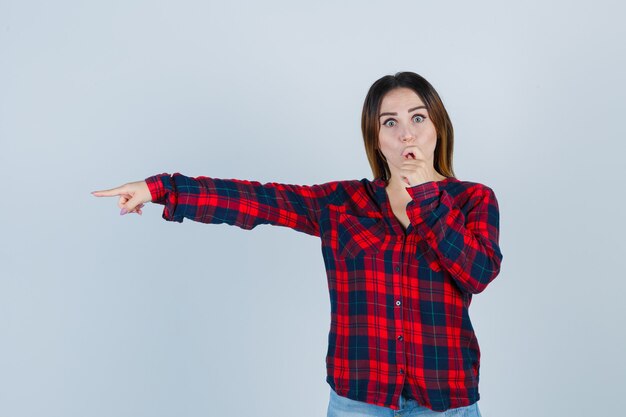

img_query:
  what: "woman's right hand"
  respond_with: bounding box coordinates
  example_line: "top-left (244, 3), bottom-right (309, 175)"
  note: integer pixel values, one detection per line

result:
top-left (91, 180), bottom-right (152, 216)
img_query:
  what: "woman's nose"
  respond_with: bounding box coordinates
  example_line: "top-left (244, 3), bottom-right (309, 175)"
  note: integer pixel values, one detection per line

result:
top-left (398, 122), bottom-right (416, 142)
top-left (401, 132), bottom-right (414, 142)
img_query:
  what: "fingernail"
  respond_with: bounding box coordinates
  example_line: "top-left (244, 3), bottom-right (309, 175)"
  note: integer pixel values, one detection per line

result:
top-left (120, 208), bottom-right (128, 215)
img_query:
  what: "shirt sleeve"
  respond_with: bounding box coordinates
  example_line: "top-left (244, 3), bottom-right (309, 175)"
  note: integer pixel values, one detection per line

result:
top-left (404, 181), bottom-right (503, 294)
top-left (144, 172), bottom-right (339, 237)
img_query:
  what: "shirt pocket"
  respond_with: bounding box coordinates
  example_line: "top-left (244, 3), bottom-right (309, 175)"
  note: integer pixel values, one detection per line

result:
top-left (332, 208), bottom-right (386, 258)
top-left (414, 239), bottom-right (441, 270)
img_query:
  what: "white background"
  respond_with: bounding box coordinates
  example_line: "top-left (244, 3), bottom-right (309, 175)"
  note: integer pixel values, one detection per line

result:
top-left (1, 1), bottom-right (624, 416)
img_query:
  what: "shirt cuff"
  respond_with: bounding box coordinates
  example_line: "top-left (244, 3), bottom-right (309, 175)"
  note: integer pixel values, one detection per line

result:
top-left (405, 181), bottom-right (440, 202)
top-left (145, 173), bottom-right (171, 204)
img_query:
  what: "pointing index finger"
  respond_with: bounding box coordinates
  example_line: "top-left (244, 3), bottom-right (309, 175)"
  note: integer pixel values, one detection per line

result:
top-left (91, 187), bottom-right (124, 197)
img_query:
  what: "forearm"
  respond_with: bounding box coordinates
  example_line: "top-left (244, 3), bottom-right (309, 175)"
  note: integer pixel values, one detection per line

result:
top-left (145, 172), bottom-right (339, 237)
top-left (405, 181), bottom-right (503, 294)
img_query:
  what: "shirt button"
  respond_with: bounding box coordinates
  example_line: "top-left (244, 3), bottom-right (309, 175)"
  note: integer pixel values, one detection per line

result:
top-left (399, 368), bottom-right (404, 374)
top-left (397, 335), bottom-right (403, 341)
top-left (395, 265), bottom-right (400, 272)
top-left (396, 300), bottom-right (401, 306)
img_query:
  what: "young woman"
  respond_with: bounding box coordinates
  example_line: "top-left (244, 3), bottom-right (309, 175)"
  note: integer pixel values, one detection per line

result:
top-left (92, 71), bottom-right (502, 416)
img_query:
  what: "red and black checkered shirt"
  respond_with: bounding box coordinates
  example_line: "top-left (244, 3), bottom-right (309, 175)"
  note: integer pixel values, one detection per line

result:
top-left (144, 172), bottom-right (503, 412)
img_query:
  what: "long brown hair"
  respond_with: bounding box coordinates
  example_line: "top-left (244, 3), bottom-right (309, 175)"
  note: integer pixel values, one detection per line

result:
top-left (361, 71), bottom-right (455, 182)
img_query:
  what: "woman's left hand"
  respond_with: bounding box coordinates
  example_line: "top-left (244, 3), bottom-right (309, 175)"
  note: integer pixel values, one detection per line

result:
top-left (399, 145), bottom-right (440, 186)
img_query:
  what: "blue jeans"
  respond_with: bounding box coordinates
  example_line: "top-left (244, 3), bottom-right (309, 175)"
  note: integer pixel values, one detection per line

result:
top-left (326, 387), bottom-right (483, 417)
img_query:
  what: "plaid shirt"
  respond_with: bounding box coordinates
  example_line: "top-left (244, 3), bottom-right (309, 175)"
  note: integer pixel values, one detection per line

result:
top-left (144, 172), bottom-right (503, 412)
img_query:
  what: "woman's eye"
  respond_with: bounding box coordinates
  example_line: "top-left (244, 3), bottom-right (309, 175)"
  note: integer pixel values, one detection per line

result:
top-left (383, 119), bottom-right (396, 127)
top-left (413, 114), bottom-right (425, 123)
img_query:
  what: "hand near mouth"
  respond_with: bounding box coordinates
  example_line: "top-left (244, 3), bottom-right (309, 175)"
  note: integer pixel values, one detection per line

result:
top-left (402, 145), bottom-right (424, 160)
top-left (398, 145), bottom-right (440, 187)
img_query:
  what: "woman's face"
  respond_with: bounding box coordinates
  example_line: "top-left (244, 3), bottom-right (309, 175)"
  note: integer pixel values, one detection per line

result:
top-left (377, 87), bottom-right (438, 178)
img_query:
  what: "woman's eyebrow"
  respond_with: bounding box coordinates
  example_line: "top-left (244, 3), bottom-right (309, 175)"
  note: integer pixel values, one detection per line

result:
top-left (378, 106), bottom-right (427, 118)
